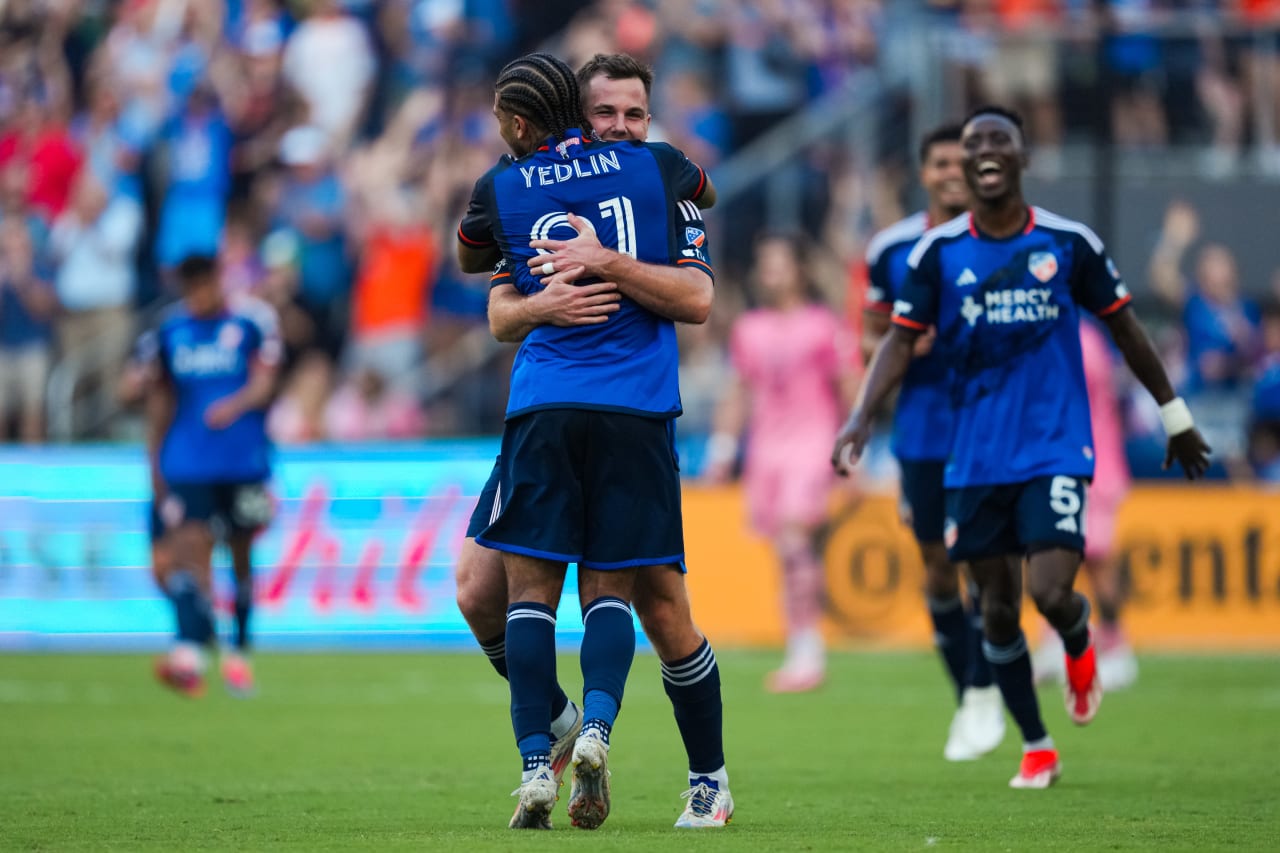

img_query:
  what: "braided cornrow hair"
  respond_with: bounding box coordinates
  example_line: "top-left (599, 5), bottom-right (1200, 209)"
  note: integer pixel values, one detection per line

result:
top-left (494, 52), bottom-right (583, 146)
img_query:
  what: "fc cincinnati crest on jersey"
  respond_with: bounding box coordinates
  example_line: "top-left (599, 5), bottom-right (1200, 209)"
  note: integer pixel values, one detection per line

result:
top-left (1028, 251), bottom-right (1058, 283)
top-left (218, 322), bottom-right (243, 350)
top-left (685, 226), bottom-right (706, 248)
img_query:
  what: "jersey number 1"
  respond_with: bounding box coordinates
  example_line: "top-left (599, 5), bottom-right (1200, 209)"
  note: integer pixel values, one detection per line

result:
top-left (598, 196), bottom-right (637, 258)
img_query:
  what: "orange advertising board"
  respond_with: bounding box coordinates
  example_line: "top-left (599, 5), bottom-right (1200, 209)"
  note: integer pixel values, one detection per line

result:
top-left (682, 485), bottom-right (1280, 651)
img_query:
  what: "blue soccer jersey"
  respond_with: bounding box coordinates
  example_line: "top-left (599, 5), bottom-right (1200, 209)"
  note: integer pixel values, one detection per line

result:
top-left (893, 207), bottom-right (1132, 488)
top-left (458, 132), bottom-right (712, 420)
top-left (866, 211), bottom-right (953, 462)
top-left (146, 297), bottom-right (281, 484)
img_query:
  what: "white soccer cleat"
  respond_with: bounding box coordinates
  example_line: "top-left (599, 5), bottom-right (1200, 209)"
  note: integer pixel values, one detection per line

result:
top-left (567, 729), bottom-right (611, 830)
top-left (549, 702), bottom-right (583, 787)
top-left (508, 766), bottom-right (557, 830)
top-left (1097, 644), bottom-right (1139, 692)
top-left (1031, 631), bottom-right (1066, 685)
top-left (674, 778), bottom-right (734, 828)
top-left (944, 705), bottom-right (979, 762)
top-left (959, 685), bottom-right (1006, 755)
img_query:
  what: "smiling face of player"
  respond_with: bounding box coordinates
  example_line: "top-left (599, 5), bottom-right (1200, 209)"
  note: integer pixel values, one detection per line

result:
top-left (583, 74), bottom-right (651, 143)
top-left (920, 140), bottom-right (967, 218)
top-left (961, 113), bottom-right (1027, 205)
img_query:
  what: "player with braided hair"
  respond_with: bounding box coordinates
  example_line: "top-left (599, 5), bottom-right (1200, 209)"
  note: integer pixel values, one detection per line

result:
top-left (458, 53), bottom-right (720, 829)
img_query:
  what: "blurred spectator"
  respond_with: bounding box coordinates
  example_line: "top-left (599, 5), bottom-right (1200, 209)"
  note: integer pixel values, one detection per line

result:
top-left (1103, 0), bottom-right (1167, 149)
top-left (272, 125), bottom-right (351, 361)
top-left (0, 93), bottom-right (81, 220)
top-left (154, 84), bottom-right (231, 277)
top-left (970, 0), bottom-right (1063, 170)
top-left (324, 366), bottom-right (425, 441)
top-left (268, 348), bottom-right (333, 443)
top-left (1149, 200), bottom-right (1260, 393)
top-left (657, 69), bottom-right (731, 168)
top-left (1194, 12), bottom-right (1247, 179)
top-left (219, 210), bottom-right (266, 299)
top-left (0, 216), bottom-right (57, 441)
top-left (723, 0), bottom-right (811, 147)
top-left (0, 161), bottom-right (49, 265)
top-left (49, 170), bottom-right (143, 401)
top-left (70, 73), bottom-right (141, 198)
top-left (282, 0), bottom-right (374, 150)
top-left (1249, 303), bottom-right (1280, 482)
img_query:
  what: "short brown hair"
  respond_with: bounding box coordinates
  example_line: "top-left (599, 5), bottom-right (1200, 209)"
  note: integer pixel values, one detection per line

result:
top-left (576, 53), bottom-right (653, 99)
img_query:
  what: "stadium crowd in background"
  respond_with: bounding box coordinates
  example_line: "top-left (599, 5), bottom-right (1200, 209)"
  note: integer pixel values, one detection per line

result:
top-left (0, 0), bottom-right (1276, 485)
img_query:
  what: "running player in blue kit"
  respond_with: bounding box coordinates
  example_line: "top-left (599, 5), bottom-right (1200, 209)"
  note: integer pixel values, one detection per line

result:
top-left (835, 106), bottom-right (1211, 789)
top-left (456, 53), bottom-right (718, 830)
top-left (146, 255), bottom-right (279, 697)
top-left (863, 123), bottom-right (1004, 762)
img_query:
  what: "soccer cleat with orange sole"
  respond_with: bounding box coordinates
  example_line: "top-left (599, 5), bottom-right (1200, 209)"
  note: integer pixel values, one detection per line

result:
top-left (1009, 749), bottom-right (1061, 789)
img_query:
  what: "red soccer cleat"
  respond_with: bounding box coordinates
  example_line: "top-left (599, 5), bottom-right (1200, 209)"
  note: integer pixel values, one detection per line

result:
top-left (1009, 748), bottom-right (1061, 789)
top-left (154, 655), bottom-right (205, 698)
top-left (1064, 642), bottom-right (1103, 725)
top-left (221, 653), bottom-right (256, 697)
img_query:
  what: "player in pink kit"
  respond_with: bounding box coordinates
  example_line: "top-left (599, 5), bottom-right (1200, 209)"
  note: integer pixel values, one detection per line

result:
top-left (706, 233), bottom-right (851, 692)
top-left (1035, 317), bottom-right (1138, 689)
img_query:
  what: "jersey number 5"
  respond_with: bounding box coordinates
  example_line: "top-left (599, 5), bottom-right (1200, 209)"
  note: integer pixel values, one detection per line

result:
top-left (1049, 476), bottom-right (1086, 535)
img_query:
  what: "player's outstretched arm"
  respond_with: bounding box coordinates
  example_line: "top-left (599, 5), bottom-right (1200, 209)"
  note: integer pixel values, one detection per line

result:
top-left (529, 213), bottom-right (712, 325)
top-left (488, 278), bottom-right (622, 343)
top-left (831, 324), bottom-right (918, 475)
top-left (1103, 307), bottom-right (1212, 479)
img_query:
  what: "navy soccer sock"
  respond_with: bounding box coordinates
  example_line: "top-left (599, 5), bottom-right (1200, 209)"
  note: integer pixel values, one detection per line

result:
top-left (661, 637), bottom-right (726, 777)
top-left (984, 632), bottom-right (1047, 744)
top-left (233, 580), bottom-right (253, 651)
top-left (1057, 593), bottom-right (1092, 658)
top-left (165, 569), bottom-right (214, 645)
top-left (479, 633), bottom-right (572, 729)
top-left (506, 602), bottom-right (558, 768)
top-left (928, 595), bottom-right (970, 703)
top-left (965, 585), bottom-right (994, 688)
top-left (580, 596), bottom-right (637, 742)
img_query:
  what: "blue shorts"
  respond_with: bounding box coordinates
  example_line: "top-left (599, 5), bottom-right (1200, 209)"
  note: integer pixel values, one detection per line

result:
top-left (477, 409), bottom-right (685, 570)
top-left (898, 458), bottom-right (947, 543)
top-left (944, 475), bottom-right (1088, 563)
top-left (466, 457), bottom-right (502, 539)
top-left (164, 481), bottom-right (274, 539)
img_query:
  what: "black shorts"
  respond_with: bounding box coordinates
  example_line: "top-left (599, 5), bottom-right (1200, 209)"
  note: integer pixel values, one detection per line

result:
top-left (944, 475), bottom-right (1088, 563)
top-left (164, 481), bottom-right (274, 539)
top-left (898, 458), bottom-right (947, 543)
top-left (466, 456), bottom-right (502, 539)
top-left (476, 409), bottom-right (684, 570)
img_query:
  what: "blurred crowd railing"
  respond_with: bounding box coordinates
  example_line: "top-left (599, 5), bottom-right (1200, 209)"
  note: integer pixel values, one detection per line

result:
top-left (0, 0), bottom-right (1275, 484)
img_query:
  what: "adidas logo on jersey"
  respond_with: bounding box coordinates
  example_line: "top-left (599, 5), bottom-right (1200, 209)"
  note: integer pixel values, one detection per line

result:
top-left (956, 268), bottom-right (978, 287)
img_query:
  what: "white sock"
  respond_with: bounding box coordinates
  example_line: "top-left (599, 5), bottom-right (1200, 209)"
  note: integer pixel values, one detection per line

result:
top-left (691, 765), bottom-right (730, 789)
top-left (550, 700), bottom-right (578, 741)
top-left (1024, 736), bottom-right (1055, 753)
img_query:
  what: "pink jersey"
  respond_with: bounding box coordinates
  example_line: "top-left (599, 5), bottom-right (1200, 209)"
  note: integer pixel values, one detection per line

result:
top-left (1080, 320), bottom-right (1131, 503)
top-left (731, 304), bottom-right (847, 535)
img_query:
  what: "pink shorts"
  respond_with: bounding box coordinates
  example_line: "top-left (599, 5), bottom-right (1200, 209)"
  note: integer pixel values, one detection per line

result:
top-left (744, 454), bottom-right (833, 538)
top-left (1084, 489), bottom-right (1126, 563)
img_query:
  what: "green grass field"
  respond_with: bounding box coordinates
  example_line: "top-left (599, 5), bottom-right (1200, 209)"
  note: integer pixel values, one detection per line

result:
top-left (2, 651), bottom-right (1277, 851)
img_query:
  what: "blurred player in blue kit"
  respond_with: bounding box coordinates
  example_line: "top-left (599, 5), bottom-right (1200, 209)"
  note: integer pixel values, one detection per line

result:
top-left (862, 123), bottom-right (1005, 762)
top-left (454, 52), bottom-right (732, 831)
top-left (835, 106), bottom-right (1211, 789)
top-left (143, 255), bottom-right (280, 697)
top-left (457, 52), bottom-right (725, 830)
